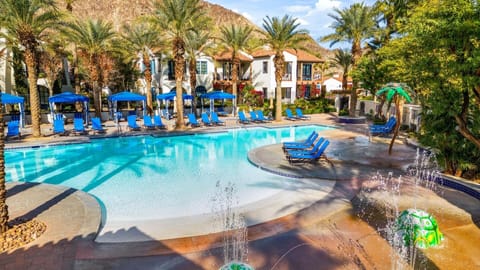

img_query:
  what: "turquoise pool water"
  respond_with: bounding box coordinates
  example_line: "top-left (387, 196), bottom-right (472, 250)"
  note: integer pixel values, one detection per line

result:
top-left (6, 125), bottom-right (331, 224)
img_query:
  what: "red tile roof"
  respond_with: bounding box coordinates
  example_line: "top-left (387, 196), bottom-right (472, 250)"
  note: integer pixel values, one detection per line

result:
top-left (251, 48), bottom-right (323, 62)
top-left (213, 50), bottom-right (253, 62)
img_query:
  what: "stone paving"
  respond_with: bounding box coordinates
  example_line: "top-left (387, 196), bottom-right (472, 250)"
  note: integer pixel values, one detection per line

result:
top-left (1, 113), bottom-right (479, 269)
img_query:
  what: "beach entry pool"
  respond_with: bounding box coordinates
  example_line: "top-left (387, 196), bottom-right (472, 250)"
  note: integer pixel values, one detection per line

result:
top-left (6, 125), bottom-right (334, 242)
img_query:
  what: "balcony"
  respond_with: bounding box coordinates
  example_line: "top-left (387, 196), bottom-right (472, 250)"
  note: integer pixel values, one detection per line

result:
top-left (282, 74), bottom-right (292, 81)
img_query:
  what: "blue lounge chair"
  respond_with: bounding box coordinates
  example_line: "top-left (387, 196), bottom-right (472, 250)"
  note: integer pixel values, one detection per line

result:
top-left (285, 108), bottom-right (300, 121)
top-left (249, 111), bottom-right (261, 122)
top-left (53, 118), bottom-right (67, 135)
top-left (91, 117), bottom-right (106, 134)
top-left (211, 112), bottom-right (225, 125)
top-left (283, 132), bottom-right (319, 151)
top-left (286, 137), bottom-right (325, 156)
top-left (127, 115), bottom-right (141, 131)
top-left (201, 112), bottom-right (213, 126)
top-left (6, 120), bottom-right (20, 139)
top-left (153, 115), bottom-right (167, 129)
top-left (238, 111), bottom-right (250, 124)
top-left (256, 110), bottom-right (272, 122)
top-left (295, 108), bottom-right (311, 120)
top-left (283, 131), bottom-right (316, 147)
top-left (187, 113), bottom-right (200, 127)
top-left (286, 139), bottom-right (330, 164)
top-left (370, 117), bottom-right (396, 136)
top-left (143, 115), bottom-right (155, 130)
top-left (73, 118), bottom-right (87, 135)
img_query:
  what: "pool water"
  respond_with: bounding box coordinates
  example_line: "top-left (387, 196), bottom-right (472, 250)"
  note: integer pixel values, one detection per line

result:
top-left (6, 125), bottom-right (331, 224)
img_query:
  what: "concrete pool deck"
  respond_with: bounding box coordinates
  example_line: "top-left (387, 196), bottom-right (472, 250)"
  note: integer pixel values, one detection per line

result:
top-left (2, 113), bottom-right (479, 269)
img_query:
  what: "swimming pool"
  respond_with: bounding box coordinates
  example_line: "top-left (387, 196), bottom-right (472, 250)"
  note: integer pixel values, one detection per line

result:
top-left (6, 125), bottom-right (332, 241)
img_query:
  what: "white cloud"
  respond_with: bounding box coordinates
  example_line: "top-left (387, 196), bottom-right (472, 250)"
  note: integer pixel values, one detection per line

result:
top-left (241, 12), bottom-right (255, 22)
top-left (314, 0), bottom-right (341, 11)
top-left (285, 5), bottom-right (311, 13)
top-left (297, 18), bottom-right (310, 26)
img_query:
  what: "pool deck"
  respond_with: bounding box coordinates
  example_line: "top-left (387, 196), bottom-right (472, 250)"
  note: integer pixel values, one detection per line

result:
top-left (2, 113), bottom-right (479, 269)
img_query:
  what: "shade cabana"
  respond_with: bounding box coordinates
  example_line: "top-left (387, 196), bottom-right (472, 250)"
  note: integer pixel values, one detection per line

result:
top-left (200, 90), bottom-right (236, 115)
top-left (1, 93), bottom-right (25, 127)
top-left (156, 91), bottom-right (194, 118)
top-left (107, 91), bottom-right (147, 120)
top-left (49, 91), bottom-right (89, 123)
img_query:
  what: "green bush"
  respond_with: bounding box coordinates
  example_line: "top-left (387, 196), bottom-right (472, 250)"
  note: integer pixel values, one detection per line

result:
top-left (339, 109), bottom-right (349, 116)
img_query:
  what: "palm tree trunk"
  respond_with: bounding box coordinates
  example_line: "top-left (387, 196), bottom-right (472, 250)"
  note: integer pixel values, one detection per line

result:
top-left (0, 103), bottom-right (8, 233)
top-left (388, 97), bottom-right (401, 155)
top-left (144, 57), bottom-right (153, 116)
top-left (25, 49), bottom-right (42, 137)
top-left (274, 54), bottom-right (285, 121)
top-left (231, 58), bottom-right (240, 114)
top-left (174, 38), bottom-right (186, 129)
top-left (189, 58), bottom-right (197, 116)
top-left (350, 42), bottom-right (362, 117)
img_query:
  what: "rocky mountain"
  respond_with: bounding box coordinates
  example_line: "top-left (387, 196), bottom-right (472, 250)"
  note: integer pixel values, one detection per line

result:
top-left (60, 0), bottom-right (332, 59)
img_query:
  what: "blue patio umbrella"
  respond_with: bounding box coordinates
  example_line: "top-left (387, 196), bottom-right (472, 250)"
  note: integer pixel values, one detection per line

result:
top-left (200, 90), bottom-right (236, 115)
top-left (1, 93), bottom-right (25, 127)
top-left (49, 91), bottom-right (90, 123)
top-left (157, 91), bottom-right (194, 117)
top-left (107, 91), bottom-right (147, 120)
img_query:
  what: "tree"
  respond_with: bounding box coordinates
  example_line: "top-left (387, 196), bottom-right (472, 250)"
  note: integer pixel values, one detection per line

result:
top-left (0, 49), bottom-right (7, 232)
top-left (62, 19), bottom-right (116, 117)
top-left (321, 3), bottom-right (376, 117)
top-left (219, 25), bottom-right (254, 115)
top-left (122, 22), bottom-right (164, 115)
top-left (378, 0), bottom-right (480, 177)
top-left (39, 38), bottom-right (68, 97)
top-left (331, 49), bottom-right (352, 91)
top-left (185, 30), bottom-right (211, 116)
top-left (0, 0), bottom-right (62, 137)
top-left (152, 0), bottom-right (207, 129)
top-left (376, 83), bottom-right (412, 155)
top-left (261, 15), bottom-right (308, 121)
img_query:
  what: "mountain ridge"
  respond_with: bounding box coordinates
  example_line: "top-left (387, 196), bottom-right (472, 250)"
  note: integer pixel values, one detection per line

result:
top-left (60, 0), bottom-right (332, 59)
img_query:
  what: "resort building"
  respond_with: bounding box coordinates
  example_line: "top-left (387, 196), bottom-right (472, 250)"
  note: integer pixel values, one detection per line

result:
top-left (251, 48), bottom-right (323, 104)
top-left (322, 77), bottom-right (343, 93)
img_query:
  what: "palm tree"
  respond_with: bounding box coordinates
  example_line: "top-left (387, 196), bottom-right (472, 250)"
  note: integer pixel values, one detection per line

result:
top-left (39, 38), bottom-right (68, 97)
top-left (321, 3), bottom-right (376, 117)
top-left (331, 49), bottom-right (352, 91)
top-left (0, 0), bottom-right (61, 137)
top-left (152, 0), bottom-right (207, 129)
top-left (62, 19), bottom-right (116, 117)
top-left (262, 15), bottom-right (308, 121)
top-left (219, 25), bottom-right (254, 114)
top-left (185, 30), bottom-right (211, 116)
top-left (376, 83), bottom-right (412, 155)
top-left (122, 22), bottom-right (164, 115)
top-left (0, 49), bottom-right (7, 232)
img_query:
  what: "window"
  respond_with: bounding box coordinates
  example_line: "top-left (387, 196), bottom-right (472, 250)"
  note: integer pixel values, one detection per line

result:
top-left (262, 87), bottom-right (268, 98)
top-left (283, 62), bottom-right (292, 81)
top-left (302, 63), bottom-right (312, 81)
top-left (262, 61), bottom-right (268, 74)
top-left (281, 87), bottom-right (291, 99)
top-left (222, 62), bottom-right (232, 80)
top-left (167, 60), bottom-right (175, 80)
top-left (196, 60), bottom-right (208, 75)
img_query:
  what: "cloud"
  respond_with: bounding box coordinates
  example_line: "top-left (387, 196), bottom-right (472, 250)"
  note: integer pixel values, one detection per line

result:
top-left (313, 0), bottom-right (341, 12)
top-left (284, 5), bottom-right (311, 13)
top-left (297, 18), bottom-right (310, 26)
top-left (241, 12), bottom-right (255, 22)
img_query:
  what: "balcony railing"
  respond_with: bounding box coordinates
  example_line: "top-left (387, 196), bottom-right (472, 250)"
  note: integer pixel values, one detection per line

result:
top-left (282, 74), bottom-right (292, 81)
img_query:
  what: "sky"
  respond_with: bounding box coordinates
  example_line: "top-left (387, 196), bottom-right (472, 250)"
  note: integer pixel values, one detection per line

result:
top-left (207, 0), bottom-right (376, 49)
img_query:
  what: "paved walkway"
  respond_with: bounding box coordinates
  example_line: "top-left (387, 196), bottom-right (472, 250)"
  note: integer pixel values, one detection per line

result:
top-left (1, 113), bottom-right (479, 269)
